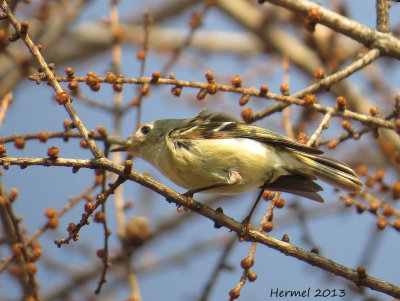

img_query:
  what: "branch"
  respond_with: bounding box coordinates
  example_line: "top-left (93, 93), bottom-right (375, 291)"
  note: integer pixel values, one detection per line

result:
top-left (250, 48), bottom-right (381, 122)
top-left (258, 0), bottom-right (400, 58)
top-left (376, 0), bottom-right (390, 33)
top-left (28, 72), bottom-right (394, 130)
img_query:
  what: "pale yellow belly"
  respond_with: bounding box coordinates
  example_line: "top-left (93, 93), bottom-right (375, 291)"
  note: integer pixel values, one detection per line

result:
top-left (156, 138), bottom-right (285, 194)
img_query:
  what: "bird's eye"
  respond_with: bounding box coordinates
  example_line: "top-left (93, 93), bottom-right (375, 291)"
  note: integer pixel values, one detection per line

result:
top-left (140, 125), bottom-right (151, 135)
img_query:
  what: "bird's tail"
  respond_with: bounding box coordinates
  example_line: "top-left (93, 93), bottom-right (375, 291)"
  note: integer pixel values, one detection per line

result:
top-left (291, 150), bottom-right (363, 193)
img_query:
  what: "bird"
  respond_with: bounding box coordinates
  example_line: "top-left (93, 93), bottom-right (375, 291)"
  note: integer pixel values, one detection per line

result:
top-left (111, 110), bottom-right (363, 203)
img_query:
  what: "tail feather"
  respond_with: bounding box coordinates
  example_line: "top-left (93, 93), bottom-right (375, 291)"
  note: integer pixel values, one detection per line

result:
top-left (291, 150), bottom-right (363, 193)
top-left (266, 175), bottom-right (324, 202)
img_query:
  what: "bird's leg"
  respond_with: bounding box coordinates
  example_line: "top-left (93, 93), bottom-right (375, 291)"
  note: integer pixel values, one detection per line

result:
top-left (183, 169), bottom-right (242, 198)
top-left (241, 182), bottom-right (268, 226)
top-left (241, 174), bottom-right (273, 225)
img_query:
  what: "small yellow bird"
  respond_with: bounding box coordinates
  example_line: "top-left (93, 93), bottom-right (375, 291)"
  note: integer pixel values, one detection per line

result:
top-left (112, 110), bottom-right (362, 202)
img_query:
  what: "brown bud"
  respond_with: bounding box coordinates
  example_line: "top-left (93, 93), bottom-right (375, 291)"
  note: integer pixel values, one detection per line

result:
top-left (47, 146), bottom-right (59, 159)
top-left (241, 107), bottom-right (252, 123)
top-left (247, 271), bottom-right (258, 282)
top-left (105, 72), bottom-right (117, 84)
top-left (356, 266), bottom-right (367, 279)
top-left (14, 138), bottom-right (26, 149)
top-left (205, 71), bottom-right (214, 83)
top-left (356, 203), bottom-right (366, 214)
top-left (206, 84), bottom-right (217, 95)
top-left (280, 83), bottom-right (290, 96)
top-left (84, 201), bottom-right (94, 214)
top-left (239, 94), bottom-right (250, 106)
top-left (392, 181), bottom-right (400, 200)
top-left (63, 119), bottom-right (72, 130)
top-left (140, 84), bottom-right (149, 96)
top-left (65, 67), bottom-right (75, 78)
top-left (307, 9), bottom-right (321, 23)
top-left (262, 190), bottom-right (274, 201)
top-left (38, 132), bottom-right (48, 143)
top-left (0, 196), bottom-right (6, 207)
top-left (366, 176), bottom-right (375, 188)
top-left (229, 288), bottom-right (240, 299)
top-left (137, 49), bottom-right (146, 60)
top-left (327, 139), bottom-right (338, 149)
top-left (20, 21), bottom-right (29, 35)
top-left (342, 120), bottom-right (353, 132)
top-left (47, 216), bottom-right (59, 229)
top-left (97, 125), bottom-right (107, 137)
top-left (375, 169), bottom-right (385, 182)
top-left (275, 198), bottom-right (285, 208)
top-left (124, 160), bottom-right (133, 173)
top-left (171, 86), bottom-right (182, 97)
top-left (314, 68), bottom-right (325, 81)
top-left (303, 94), bottom-right (316, 108)
top-left (0, 29), bottom-right (7, 43)
top-left (259, 84), bottom-right (269, 97)
top-left (344, 198), bottom-right (352, 207)
top-left (125, 216), bottom-right (152, 248)
top-left (282, 234), bottom-right (290, 243)
top-left (240, 258), bottom-right (254, 269)
top-left (94, 211), bottom-right (105, 223)
top-left (12, 244), bottom-right (22, 256)
top-left (9, 188), bottom-right (19, 202)
top-left (393, 218), bottom-right (400, 231)
top-left (189, 11), bottom-right (202, 28)
top-left (262, 221), bottom-right (274, 232)
top-left (55, 91), bottom-right (69, 105)
top-left (79, 139), bottom-right (89, 149)
top-left (369, 201), bottom-right (380, 213)
top-left (376, 218), bottom-right (387, 230)
top-left (395, 119), bottom-right (400, 135)
top-left (382, 204), bottom-right (394, 217)
top-left (25, 263), bottom-right (37, 276)
top-left (231, 75), bottom-right (242, 88)
top-left (96, 249), bottom-right (106, 259)
top-left (44, 207), bottom-right (57, 218)
top-left (90, 82), bottom-right (101, 92)
top-left (0, 144), bottom-right (7, 157)
top-left (335, 97), bottom-right (346, 111)
top-left (370, 106), bottom-right (379, 116)
top-left (30, 248), bottom-right (43, 262)
top-left (88, 130), bottom-right (95, 139)
top-left (67, 223), bottom-right (76, 234)
top-left (197, 88), bottom-right (207, 100)
top-left (150, 71), bottom-right (160, 83)
top-left (356, 165), bottom-right (368, 176)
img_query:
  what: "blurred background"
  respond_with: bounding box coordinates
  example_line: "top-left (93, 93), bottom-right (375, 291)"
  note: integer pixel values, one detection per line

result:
top-left (1, 0), bottom-right (400, 300)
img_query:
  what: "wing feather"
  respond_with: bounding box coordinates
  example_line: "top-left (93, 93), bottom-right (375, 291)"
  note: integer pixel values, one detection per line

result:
top-left (169, 110), bottom-right (323, 155)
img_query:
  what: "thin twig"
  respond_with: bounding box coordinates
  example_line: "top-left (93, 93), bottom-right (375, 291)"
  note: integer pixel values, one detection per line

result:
top-left (376, 0), bottom-right (390, 33)
top-left (0, 91), bottom-right (12, 131)
top-left (307, 111), bottom-right (333, 147)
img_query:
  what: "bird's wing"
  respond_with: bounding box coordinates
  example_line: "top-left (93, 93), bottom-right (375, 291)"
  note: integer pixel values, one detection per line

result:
top-left (169, 110), bottom-right (323, 155)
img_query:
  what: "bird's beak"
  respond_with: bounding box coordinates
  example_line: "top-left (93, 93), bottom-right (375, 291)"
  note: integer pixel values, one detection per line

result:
top-left (110, 144), bottom-right (131, 152)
